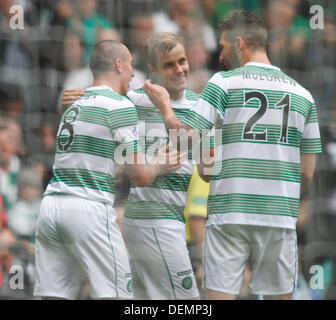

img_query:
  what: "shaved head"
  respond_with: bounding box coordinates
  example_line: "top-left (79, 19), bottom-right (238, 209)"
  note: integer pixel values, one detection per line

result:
top-left (90, 40), bottom-right (129, 77)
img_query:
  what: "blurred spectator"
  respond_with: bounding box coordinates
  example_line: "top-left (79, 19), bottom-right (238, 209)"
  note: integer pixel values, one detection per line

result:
top-left (302, 125), bottom-right (336, 300)
top-left (0, 0), bottom-right (33, 73)
top-left (185, 33), bottom-right (212, 93)
top-left (4, 116), bottom-right (26, 158)
top-left (67, 0), bottom-right (120, 65)
top-left (0, 0), bottom-right (41, 120)
top-left (115, 0), bottom-right (160, 40)
top-left (127, 13), bottom-right (154, 89)
top-left (128, 13), bottom-right (154, 72)
top-left (308, 17), bottom-right (336, 124)
top-left (57, 30), bottom-right (93, 110)
top-left (25, 118), bottom-right (56, 190)
top-left (0, 195), bottom-right (7, 230)
top-left (0, 228), bottom-right (35, 299)
top-left (0, 122), bottom-right (20, 211)
top-left (0, 82), bottom-right (24, 122)
top-left (38, 0), bottom-right (75, 70)
top-left (7, 167), bottom-right (42, 243)
top-left (265, 0), bottom-right (311, 73)
top-left (61, 30), bottom-right (93, 89)
top-left (152, 0), bottom-right (217, 54)
top-left (200, 0), bottom-right (242, 30)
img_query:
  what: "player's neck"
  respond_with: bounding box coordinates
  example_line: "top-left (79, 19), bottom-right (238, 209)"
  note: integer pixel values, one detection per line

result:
top-left (241, 50), bottom-right (271, 67)
top-left (93, 77), bottom-right (122, 95)
top-left (167, 89), bottom-right (184, 101)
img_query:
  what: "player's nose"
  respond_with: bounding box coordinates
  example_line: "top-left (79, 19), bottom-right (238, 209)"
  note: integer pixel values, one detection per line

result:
top-left (175, 64), bottom-right (183, 74)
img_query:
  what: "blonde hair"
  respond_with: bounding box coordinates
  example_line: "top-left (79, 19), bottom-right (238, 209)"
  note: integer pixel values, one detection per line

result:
top-left (146, 32), bottom-right (185, 67)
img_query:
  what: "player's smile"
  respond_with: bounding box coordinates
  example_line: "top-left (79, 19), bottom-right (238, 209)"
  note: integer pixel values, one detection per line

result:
top-left (171, 73), bottom-right (187, 84)
top-left (150, 42), bottom-right (189, 100)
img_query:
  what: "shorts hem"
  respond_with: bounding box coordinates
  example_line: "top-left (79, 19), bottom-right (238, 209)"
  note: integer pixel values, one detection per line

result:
top-left (175, 294), bottom-right (200, 300)
top-left (248, 288), bottom-right (295, 296)
top-left (91, 295), bottom-right (133, 300)
top-left (204, 285), bottom-right (239, 296)
top-left (146, 295), bottom-right (200, 300)
top-left (34, 291), bottom-right (76, 300)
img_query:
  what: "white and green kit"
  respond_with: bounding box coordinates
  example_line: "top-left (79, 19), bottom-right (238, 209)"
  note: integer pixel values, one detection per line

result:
top-left (45, 85), bottom-right (140, 202)
top-left (184, 62), bottom-right (322, 230)
top-left (34, 86), bottom-right (139, 299)
top-left (122, 88), bottom-right (200, 299)
top-left (183, 62), bottom-right (322, 295)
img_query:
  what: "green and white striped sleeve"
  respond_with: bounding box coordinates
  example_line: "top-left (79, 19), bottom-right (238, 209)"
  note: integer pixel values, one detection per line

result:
top-left (300, 101), bottom-right (322, 154)
top-left (183, 73), bottom-right (226, 132)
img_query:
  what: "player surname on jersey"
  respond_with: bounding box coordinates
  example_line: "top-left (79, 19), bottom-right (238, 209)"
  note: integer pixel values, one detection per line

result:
top-left (243, 70), bottom-right (296, 86)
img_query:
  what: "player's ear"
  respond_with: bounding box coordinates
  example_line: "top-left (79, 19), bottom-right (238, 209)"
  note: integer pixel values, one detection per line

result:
top-left (236, 37), bottom-right (244, 50)
top-left (115, 58), bottom-right (123, 74)
top-left (147, 63), bottom-right (156, 76)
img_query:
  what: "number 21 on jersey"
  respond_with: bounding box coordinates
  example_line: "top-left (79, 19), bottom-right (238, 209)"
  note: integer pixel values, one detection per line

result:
top-left (242, 90), bottom-right (290, 143)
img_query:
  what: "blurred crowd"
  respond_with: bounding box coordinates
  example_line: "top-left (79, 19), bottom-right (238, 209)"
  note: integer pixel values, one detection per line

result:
top-left (0, 0), bottom-right (336, 300)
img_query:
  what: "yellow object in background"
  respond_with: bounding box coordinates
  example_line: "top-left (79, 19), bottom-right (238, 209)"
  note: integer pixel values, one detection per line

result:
top-left (184, 165), bottom-right (209, 243)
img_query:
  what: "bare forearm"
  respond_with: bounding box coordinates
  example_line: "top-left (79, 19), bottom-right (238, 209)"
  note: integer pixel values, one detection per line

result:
top-left (164, 114), bottom-right (191, 131)
top-left (126, 163), bottom-right (161, 187)
top-left (161, 114), bottom-right (199, 153)
top-left (141, 163), bottom-right (163, 185)
top-left (125, 149), bottom-right (184, 187)
top-left (300, 153), bottom-right (316, 195)
top-left (113, 167), bottom-right (130, 208)
top-left (196, 146), bottom-right (215, 182)
top-left (143, 80), bottom-right (195, 147)
top-left (197, 163), bottom-right (210, 182)
top-left (189, 217), bottom-right (206, 246)
top-left (300, 176), bottom-right (312, 195)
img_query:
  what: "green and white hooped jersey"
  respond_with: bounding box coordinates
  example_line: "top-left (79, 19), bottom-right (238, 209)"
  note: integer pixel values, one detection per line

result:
top-left (183, 62), bottom-right (322, 230)
top-left (45, 85), bottom-right (139, 205)
top-left (123, 88), bottom-right (200, 227)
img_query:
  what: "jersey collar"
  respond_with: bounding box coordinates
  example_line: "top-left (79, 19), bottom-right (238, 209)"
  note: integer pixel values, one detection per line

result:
top-left (244, 62), bottom-right (281, 71)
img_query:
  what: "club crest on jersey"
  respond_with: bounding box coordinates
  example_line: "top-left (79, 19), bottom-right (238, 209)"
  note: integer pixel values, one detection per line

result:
top-left (127, 280), bottom-right (133, 293)
top-left (182, 276), bottom-right (193, 290)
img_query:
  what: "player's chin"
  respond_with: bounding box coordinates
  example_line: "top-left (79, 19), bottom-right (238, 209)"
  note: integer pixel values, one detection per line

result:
top-left (121, 87), bottom-right (128, 96)
top-left (170, 79), bottom-right (187, 91)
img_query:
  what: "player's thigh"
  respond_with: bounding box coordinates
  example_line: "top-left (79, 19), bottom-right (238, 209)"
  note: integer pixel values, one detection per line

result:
top-left (248, 227), bottom-right (298, 296)
top-left (127, 256), bottom-right (150, 300)
top-left (34, 196), bottom-right (86, 300)
top-left (58, 197), bottom-right (133, 299)
top-left (203, 224), bottom-right (250, 296)
top-left (123, 223), bottom-right (199, 300)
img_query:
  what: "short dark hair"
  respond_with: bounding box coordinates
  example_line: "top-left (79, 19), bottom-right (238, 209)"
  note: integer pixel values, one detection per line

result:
top-left (0, 82), bottom-right (23, 103)
top-left (219, 10), bottom-right (268, 51)
top-left (89, 40), bottom-right (127, 78)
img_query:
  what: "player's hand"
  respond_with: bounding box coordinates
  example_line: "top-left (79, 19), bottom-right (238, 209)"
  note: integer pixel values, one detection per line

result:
top-left (151, 144), bottom-right (187, 175)
top-left (61, 88), bottom-right (85, 113)
top-left (144, 80), bottom-right (170, 114)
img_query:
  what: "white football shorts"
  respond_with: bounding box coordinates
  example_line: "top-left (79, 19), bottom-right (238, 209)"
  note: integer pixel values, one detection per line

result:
top-left (122, 221), bottom-right (199, 300)
top-left (203, 224), bottom-right (298, 296)
top-left (34, 195), bottom-right (133, 299)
